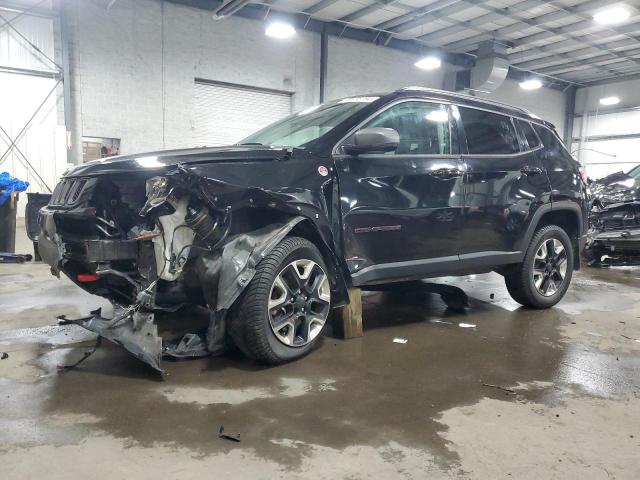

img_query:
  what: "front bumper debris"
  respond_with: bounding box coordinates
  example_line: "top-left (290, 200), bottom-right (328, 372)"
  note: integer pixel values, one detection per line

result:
top-left (586, 228), bottom-right (640, 266)
top-left (62, 306), bottom-right (163, 372)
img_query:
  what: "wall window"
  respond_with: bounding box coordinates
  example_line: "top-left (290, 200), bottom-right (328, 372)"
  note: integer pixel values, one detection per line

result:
top-left (515, 119), bottom-right (541, 150)
top-left (458, 107), bottom-right (520, 155)
top-left (363, 102), bottom-right (451, 155)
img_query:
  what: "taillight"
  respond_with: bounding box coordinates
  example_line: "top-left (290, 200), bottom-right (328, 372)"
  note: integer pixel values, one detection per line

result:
top-left (579, 166), bottom-right (588, 184)
top-left (77, 273), bottom-right (99, 282)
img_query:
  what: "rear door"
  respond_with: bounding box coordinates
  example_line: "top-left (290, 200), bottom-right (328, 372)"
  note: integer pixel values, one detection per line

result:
top-left (457, 107), bottom-right (550, 263)
top-left (334, 100), bottom-right (465, 284)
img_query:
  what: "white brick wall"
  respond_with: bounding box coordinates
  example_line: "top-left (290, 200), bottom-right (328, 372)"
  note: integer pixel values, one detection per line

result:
top-left (69, 0), bottom-right (319, 154)
top-left (66, 0), bottom-right (567, 155)
top-left (326, 37), bottom-right (444, 100)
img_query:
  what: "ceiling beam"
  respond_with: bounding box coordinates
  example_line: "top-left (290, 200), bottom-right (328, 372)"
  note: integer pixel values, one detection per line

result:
top-left (303, 0), bottom-right (341, 15)
top-left (580, 71), bottom-right (640, 87)
top-left (432, 0), bottom-right (640, 78)
top-left (386, 0), bottom-right (481, 34)
top-left (542, 54), bottom-right (640, 76)
top-left (418, 0), bottom-right (538, 43)
top-left (517, 46), bottom-right (640, 72)
top-left (509, 37), bottom-right (639, 64)
top-left (374, 0), bottom-right (463, 32)
top-left (339, 0), bottom-right (398, 24)
top-left (230, 3), bottom-right (475, 68)
top-left (444, 0), bottom-right (618, 51)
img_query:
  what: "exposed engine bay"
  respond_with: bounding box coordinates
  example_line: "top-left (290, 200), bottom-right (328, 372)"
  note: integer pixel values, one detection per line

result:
top-left (586, 170), bottom-right (640, 267)
top-left (37, 157), bottom-right (348, 372)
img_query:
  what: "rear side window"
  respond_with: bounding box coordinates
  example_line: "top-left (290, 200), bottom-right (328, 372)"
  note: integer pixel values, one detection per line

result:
top-left (363, 101), bottom-right (451, 155)
top-left (533, 124), bottom-right (575, 170)
top-left (515, 119), bottom-right (542, 150)
top-left (458, 107), bottom-right (520, 155)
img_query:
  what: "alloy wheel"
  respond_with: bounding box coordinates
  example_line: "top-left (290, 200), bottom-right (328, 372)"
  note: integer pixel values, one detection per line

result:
top-left (532, 238), bottom-right (568, 297)
top-left (268, 259), bottom-right (331, 347)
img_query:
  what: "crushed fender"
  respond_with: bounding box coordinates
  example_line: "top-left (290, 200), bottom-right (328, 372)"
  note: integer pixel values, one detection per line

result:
top-left (40, 165), bottom-right (348, 371)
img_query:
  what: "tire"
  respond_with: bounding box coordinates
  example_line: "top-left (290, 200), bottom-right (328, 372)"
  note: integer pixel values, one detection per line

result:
top-left (504, 225), bottom-right (574, 309)
top-left (228, 236), bottom-right (331, 364)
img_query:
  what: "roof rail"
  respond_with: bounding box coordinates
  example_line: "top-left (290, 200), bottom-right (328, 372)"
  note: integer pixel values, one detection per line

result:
top-left (397, 86), bottom-right (532, 116)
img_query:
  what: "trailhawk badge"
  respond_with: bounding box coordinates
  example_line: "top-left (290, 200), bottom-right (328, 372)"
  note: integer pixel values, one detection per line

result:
top-left (318, 165), bottom-right (329, 177)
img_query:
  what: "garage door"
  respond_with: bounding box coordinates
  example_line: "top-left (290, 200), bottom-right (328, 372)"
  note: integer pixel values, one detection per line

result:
top-left (192, 80), bottom-right (292, 147)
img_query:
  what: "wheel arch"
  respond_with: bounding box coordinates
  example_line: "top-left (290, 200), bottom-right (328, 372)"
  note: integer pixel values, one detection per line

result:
top-left (520, 202), bottom-right (583, 270)
top-left (288, 219), bottom-right (350, 307)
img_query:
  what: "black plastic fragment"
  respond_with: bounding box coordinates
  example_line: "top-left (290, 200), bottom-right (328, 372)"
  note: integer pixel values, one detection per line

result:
top-left (163, 333), bottom-right (209, 359)
top-left (218, 426), bottom-right (241, 442)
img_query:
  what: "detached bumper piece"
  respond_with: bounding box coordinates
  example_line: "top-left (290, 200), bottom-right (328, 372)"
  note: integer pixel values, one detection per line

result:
top-left (63, 306), bottom-right (163, 373)
top-left (586, 228), bottom-right (640, 266)
top-left (586, 201), bottom-right (640, 267)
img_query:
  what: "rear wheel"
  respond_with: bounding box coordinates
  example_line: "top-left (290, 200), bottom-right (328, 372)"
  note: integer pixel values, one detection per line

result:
top-left (504, 225), bottom-right (573, 309)
top-left (229, 237), bottom-right (331, 364)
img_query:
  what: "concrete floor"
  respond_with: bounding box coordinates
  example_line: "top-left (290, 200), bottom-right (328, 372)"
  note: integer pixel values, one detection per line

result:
top-left (1, 222), bottom-right (639, 479)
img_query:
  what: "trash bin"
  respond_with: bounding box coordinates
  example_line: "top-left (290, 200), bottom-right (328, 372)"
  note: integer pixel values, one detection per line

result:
top-left (0, 191), bottom-right (18, 253)
top-left (25, 192), bottom-right (52, 261)
top-left (0, 172), bottom-right (30, 254)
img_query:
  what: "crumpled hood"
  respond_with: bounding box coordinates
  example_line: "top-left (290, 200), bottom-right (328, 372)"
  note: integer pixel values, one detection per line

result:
top-left (64, 145), bottom-right (296, 177)
top-left (591, 172), bottom-right (640, 207)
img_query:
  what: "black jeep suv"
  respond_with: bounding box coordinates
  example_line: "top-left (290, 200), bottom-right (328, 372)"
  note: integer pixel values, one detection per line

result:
top-left (39, 87), bottom-right (588, 370)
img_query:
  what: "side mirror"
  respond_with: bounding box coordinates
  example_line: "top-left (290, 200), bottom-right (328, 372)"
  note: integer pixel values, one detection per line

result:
top-left (343, 128), bottom-right (400, 156)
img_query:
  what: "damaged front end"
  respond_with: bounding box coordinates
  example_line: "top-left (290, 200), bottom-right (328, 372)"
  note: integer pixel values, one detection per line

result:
top-left (586, 172), bottom-right (640, 267)
top-left (586, 201), bottom-right (640, 267)
top-left (39, 151), bottom-right (348, 372)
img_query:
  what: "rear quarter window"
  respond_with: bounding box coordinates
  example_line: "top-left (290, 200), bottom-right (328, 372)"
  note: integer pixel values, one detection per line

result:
top-left (533, 124), bottom-right (575, 170)
top-left (458, 107), bottom-right (520, 155)
top-left (515, 119), bottom-right (542, 150)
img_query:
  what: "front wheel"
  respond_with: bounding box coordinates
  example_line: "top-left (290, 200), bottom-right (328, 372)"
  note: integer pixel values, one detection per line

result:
top-left (504, 225), bottom-right (574, 309)
top-left (229, 237), bottom-right (331, 364)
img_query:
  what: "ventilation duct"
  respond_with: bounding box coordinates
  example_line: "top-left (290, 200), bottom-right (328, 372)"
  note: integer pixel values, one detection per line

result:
top-left (453, 40), bottom-right (510, 93)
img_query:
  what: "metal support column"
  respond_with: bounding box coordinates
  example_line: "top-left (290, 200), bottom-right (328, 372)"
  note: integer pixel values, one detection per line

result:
top-left (564, 86), bottom-right (577, 148)
top-left (319, 27), bottom-right (328, 103)
top-left (59, 0), bottom-right (82, 165)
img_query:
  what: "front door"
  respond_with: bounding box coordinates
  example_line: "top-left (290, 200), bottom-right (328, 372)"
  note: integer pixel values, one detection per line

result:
top-left (334, 100), bottom-right (465, 285)
top-left (456, 107), bottom-right (551, 263)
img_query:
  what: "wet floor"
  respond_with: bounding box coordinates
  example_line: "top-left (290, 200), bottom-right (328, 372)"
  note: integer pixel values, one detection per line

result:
top-left (1, 250), bottom-right (639, 478)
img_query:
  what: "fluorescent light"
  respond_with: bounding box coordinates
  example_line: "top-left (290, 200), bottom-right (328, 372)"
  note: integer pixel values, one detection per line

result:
top-left (414, 56), bottom-right (441, 70)
top-left (600, 96), bottom-right (620, 106)
top-left (265, 21), bottom-right (296, 39)
top-left (594, 6), bottom-right (631, 25)
top-left (520, 79), bottom-right (543, 90)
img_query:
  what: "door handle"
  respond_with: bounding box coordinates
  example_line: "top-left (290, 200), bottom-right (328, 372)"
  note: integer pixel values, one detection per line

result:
top-left (520, 165), bottom-right (543, 176)
top-left (429, 167), bottom-right (463, 180)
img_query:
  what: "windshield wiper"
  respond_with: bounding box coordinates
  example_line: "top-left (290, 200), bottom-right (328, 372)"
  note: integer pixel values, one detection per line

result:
top-left (238, 142), bottom-right (263, 146)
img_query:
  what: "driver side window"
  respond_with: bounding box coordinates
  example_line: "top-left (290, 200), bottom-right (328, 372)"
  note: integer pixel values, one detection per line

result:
top-left (363, 101), bottom-right (451, 155)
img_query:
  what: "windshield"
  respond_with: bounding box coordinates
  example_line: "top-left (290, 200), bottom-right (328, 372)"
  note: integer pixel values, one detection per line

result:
top-left (239, 97), bottom-right (378, 148)
top-left (629, 165), bottom-right (640, 178)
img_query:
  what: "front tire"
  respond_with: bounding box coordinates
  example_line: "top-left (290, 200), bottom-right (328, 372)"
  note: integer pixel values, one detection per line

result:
top-left (229, 237), bottom-right (331, 364)
top-left (504, 225), bottom-right (574, 309)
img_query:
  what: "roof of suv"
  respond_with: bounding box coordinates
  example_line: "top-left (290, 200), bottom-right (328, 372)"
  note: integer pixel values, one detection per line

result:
top-left (382, 86), bottom-right (555, 129)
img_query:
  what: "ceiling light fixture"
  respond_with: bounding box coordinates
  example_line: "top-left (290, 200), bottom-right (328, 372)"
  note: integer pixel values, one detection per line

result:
top-left (594, 6), bottom-right (631, 25)
top-left (414, 56), bottom-right (441, 70)
top-left (519, 79), bottom-right (543, 90)
top-left (600, 96), bottom-right (620, 106)
top-left (265, 21), bottom-right (296, 39)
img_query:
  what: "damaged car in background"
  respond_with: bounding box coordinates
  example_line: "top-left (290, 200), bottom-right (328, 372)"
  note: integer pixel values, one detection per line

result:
top-left (586, 165), bottom-right (640, 266)
top-left (39, 87), bottom-right (587, 372)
